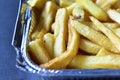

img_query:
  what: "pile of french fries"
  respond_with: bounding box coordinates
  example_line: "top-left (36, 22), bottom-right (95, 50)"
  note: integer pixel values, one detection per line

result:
top-left (26, 0), bottom-right (120, 69)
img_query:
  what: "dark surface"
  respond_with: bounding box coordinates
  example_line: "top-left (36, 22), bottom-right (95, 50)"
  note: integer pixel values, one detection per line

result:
top-left (0, 0), bottom-right (42, 80)
top-left (1, 0), bottom-right (120, 80)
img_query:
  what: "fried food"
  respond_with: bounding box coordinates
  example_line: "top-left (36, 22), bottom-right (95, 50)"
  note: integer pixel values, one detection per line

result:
top-left (28, 39), bottom-right (50, 64)
top-left (75, 0), bottom-right (108, 21)
top-left (53, 8), bottom-right (68, 57)
top-left (41, 22), bottom-right (80, 69)
top-left (90, 16), bottom-right (120, 53)
top-left (69, 18), bottom-right (118, 53)
top-left (69, 54), bottom-right (120, 69)
top-left (27, 0), bottom-right (120, 69)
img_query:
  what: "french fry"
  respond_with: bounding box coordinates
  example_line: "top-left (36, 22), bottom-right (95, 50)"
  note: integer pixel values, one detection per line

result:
top-left (51, 23), bottom-right (55, 33)
top-left (43, 33), bottom-right (55, 59)
top-left (81, 22), bottom-right (99, 31)
top-left (96, 0), bottom-right (106, 5)
top-left (113, 28), bottom-right (120, 38)
top-left (117, 8), bottom-right (120, 13)
top-left (53, 8), bottom-right (68, 57)
top-left (75, 0), bottom-right (108, 21)
top-left (28, 39), bottom-right (50, 64)
top-left (90, 16), bottom-right (120, 53)
top-left (72, 5), bottom-right (84, 21)
top-left (107, 9), bottom-right (120, 24)
top-left (97, 48), bottom-right (113, 56)
top-left (59, 0), bottom-right (74, 7)
top-left (31, 1), bottom-right (58, 39)
top-left (70, 18), bottom-right (119, 53)
top-left (80, 38), bottom-right (101, 55)
top-left (82, 22), bottom-right (120, 31)
top-left (96, 0), bottom-right (117, 11)
top-left (68, 54), bottom-right (120, 69)
top-left (113, 0), bottom-right (120, 9)
top-left (104, 23), bottom-right (120, 30)
top-left (27, 0), bottom-right (120, 69)
top-left (27, 0), bottom-right (47, 10)
top-left (41, 25), bottom-right (80, 69)
top-left (66, 3), bottom-right (79, 15)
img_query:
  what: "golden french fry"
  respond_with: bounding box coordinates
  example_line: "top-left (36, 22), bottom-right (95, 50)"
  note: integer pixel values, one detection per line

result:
top-left (66, 3), bottom-right (79, 15)
top-left (31, 1), bottom-right (58, 39)
top-left (96, 0), bottom-right (117, 11)
top-left (113, 0), bottom-right (120, 9)
top-left (117, 8), bottom-right (120, 13)
top-left (27, 0), bottom-right (47, 9)
top-left (69, 54), bottom-right (120, 69)
top-left (41, 25), bottom-right (80, 69)
top-left (90, 16), bottom-right (120, 53)
top-left (113, 28), bottom-right (120, 38)
top-left (97, 48), bottom-right (113, 56)
top-left (43, 33), bottom-right (55, 59)
top-left (104, 23), bottom-right (120, 29)
top-left (81, 22), bottom-right (99, 31)
top-left (53, 8), bottom-right (68, 57)
top-left (82, 22), bottom-right (120, 31)
top-left (59, 0), bottom-right (74, 7)
top-left (72, 5), bottom-right (84, 21)
top-left (75, 0), bottom-right (108, 21)
top-left (107, 9), bottom-right (120, 24)
top-left (96, 0), bottom-right (106, 5)
top-left (28, 39), bottom-right (50, 64)
top-left (51, 23), bottom-right (55, 33)
top-left (70, 18), bottom-right (118, 53)
top-left (27, 0), bottom-right (120, 69)
top-left (80, 38), bottom-right (101, 55)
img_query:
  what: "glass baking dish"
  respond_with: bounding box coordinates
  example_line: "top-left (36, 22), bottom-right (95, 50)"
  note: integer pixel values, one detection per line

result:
top-left (12, 0), bottom-right (120, 79)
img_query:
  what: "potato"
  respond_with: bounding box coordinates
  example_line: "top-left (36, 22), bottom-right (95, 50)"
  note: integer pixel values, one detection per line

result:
top-left (80, 38), bottom-right (101, 55)
top-left (75, 0), bottom-right (108, 21)
top-left (104, 23), bottom-right (120, 30)
top-left (113, 0), bottom-right (120, 9)
top-left (66, 3), bottom-right (79, 15)
top-left (69, 54), bottom-right (120, 69)
top-left (96, 0), bottom-right (117, 11)
top-left (31, 1), bottom-right (58, 39)
top-left (107, 9), bottom-right (120, 24)
top-left (28, 39), bottom-right (50, 64)
top-left (113, 28), bottom-right (120, 38)
top-left (72, 5), bottom-right (84, 21)
top-left (60, 0), bottom-right (74, 7)
top-left (117, 8), bottom-right (120, 13)
top-left (82, 22), bottom-right (120, 31)
top-left (90, 16), bottom-right (120, 53)
top-left (97, 48), bottom-right (113, 56)
top-left (70, 18), bottom-right (118, 53)
top-left (43, 33), bottom-right (55, 59)
top-left (27, 0), bottom-right (120, 69)
top-left (53, 8), bottom-right (68, 57)
top-left (41, 24), bottom-right (80, 69)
